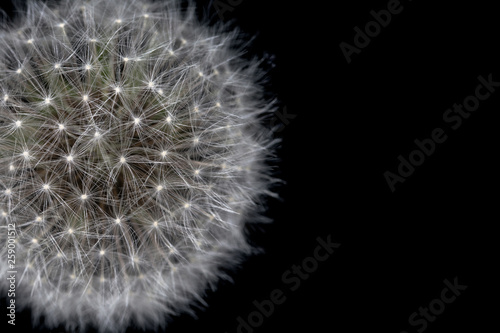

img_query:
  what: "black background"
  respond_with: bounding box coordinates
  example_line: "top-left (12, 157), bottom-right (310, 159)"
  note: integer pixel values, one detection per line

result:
top-left (1, 0), bottom-right (498, 332)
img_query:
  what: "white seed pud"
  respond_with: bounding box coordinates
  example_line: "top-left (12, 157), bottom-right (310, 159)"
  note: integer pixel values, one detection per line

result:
top-left (0, 1), bottom-right (277, 332)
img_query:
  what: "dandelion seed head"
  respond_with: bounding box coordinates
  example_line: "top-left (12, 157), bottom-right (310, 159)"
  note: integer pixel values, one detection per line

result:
top-left (0, 0), bottom-right (278, 332)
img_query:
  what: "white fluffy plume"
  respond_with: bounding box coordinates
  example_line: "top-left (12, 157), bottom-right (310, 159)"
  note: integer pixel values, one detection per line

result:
top-left (0, 0), bottom-right (277, 331)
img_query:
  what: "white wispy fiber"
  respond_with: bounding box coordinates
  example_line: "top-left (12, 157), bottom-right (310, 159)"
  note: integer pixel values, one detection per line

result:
top-left (0, 0), bottom-right (278, 331)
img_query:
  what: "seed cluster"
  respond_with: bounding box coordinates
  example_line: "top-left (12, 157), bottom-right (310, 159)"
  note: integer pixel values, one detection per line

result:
top-left (0, 0), bottom-right (276, 331)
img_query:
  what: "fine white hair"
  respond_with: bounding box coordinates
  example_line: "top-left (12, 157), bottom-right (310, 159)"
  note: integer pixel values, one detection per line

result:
top-left (0, 0), bottom-right (278, 331)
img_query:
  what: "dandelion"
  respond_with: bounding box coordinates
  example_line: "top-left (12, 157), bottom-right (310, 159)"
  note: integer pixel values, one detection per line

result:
top-left (0, 0), bottom-right (277, 332)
